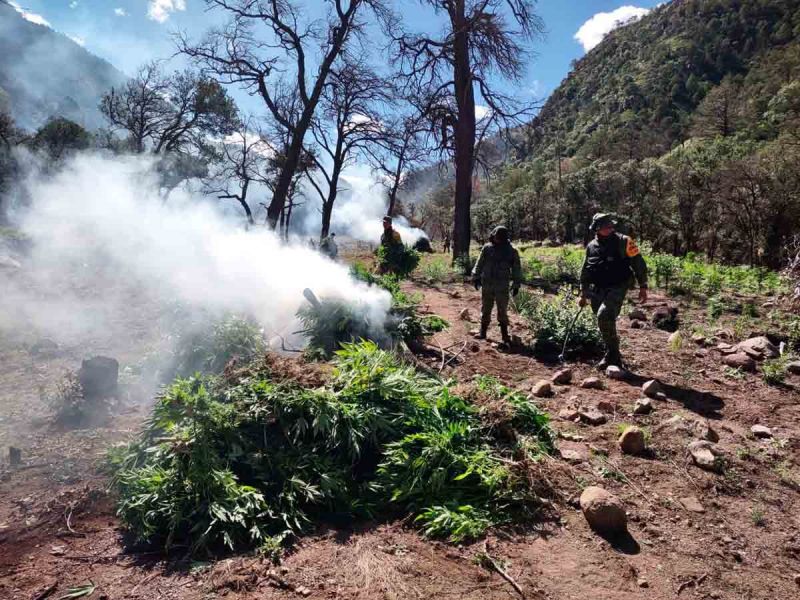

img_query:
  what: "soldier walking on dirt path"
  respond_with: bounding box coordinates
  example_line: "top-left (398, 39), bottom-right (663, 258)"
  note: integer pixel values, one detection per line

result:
top-left (579, 213), bottom-right (648, 369)
top-left (472, 226), bottom-right (522, 346)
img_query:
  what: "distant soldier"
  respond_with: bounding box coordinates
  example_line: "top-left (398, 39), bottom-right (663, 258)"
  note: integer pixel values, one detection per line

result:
top-left (380, 216), bottom-right (402, 247)
top-left (443, 232), bottom-right (451, 253)
top-left (579, 213), bottom-right (648, 369)
top-left (320, 232), bottom-right (338, 260)
top-left (472, 226), bottom-right (522, 345)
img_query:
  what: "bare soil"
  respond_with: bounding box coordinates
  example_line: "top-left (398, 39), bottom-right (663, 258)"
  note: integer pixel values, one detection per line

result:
top-left (2, 265), bottom-right (799, 600)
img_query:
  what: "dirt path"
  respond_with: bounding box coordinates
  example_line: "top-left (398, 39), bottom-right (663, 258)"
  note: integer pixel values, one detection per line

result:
top-left (1, 278), bottom-right (799, 599)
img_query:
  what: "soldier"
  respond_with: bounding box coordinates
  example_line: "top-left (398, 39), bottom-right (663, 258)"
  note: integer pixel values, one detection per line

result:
top-left (320, 232), bottom-right (338, 259)
top-left (472, 225), bottom-right (522, 345)
top-left (380, 216), bottom-right (402, 247)
top-left (442, 232), bottom-right (451, 254)
top-left (579, 213), bottom-right (648, 369)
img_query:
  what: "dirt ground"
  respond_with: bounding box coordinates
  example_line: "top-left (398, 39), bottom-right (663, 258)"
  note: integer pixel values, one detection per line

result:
top-left (1, 258), bottom-right (800, 600)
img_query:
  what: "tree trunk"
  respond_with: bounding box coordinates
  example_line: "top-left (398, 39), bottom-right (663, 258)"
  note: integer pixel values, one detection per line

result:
top-left (240, 179), bottom-right (255, 225)
top-left (320, 157), bottom-right (343, 239)
top-left (451, 2), bottom-right (476, 264)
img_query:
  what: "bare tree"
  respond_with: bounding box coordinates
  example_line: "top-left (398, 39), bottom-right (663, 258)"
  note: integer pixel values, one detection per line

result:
top-left (305, 61), bottom-right (388, 239)
top-left (180, 0), bottom-right (392, 231)
top-left (395, 0), bottom-right (543, 262)
top-left (203, 116), bottom-right (268, 224)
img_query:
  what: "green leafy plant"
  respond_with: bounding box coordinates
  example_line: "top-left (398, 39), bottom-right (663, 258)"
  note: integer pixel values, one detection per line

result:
top-left (521, 290), bottom-right (602, 357)
top-left (376, 243), bottom-right (420, 278)
top-left (762, 356), bottom-right (788, 385)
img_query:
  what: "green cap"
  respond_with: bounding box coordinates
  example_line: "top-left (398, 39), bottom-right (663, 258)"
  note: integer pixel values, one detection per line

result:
top-left (590, 213), bottom-right (616, 232)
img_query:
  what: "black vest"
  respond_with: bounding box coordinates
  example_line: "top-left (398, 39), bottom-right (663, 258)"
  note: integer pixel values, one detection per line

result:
top-left (584, 234), bottom-right (632, 287)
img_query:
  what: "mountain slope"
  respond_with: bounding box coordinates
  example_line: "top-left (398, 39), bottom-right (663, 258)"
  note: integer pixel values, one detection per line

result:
top-left (0, 1), bottom-right (126, 131)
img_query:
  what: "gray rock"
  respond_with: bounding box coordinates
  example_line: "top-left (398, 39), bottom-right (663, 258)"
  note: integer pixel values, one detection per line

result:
top-left (552, 368), bottom-right (573, 385)
top-left (597, 399), bottom-right (615, 414)
top-left (559, 441), bottom-right (590, 464)
top-left (634, 398), bottom-right (653, 415)
top-left (558, 408), bottom-right (580, 421)
top-left (580, 377), bottom-right (604, 390)
top-left (579, 408), bottom-right (607, 426)
top-left (688, 440), bottom-right (724, 472)
top-left (642, 379), bottom-right (661, 398)
top-left (697, 422), bottom-right (720, 443)
top-left (679, 496), bottom-right (705, 513)
top-left (750, 425), bottom-right (773, 439)
top-left (722, 352), bottom-right (756, 373)
top-left (605, 365), bottom-right (626, 380)
top-left (619, 426), bottom-right (646, 455)
top-left (532, 380), bottom-right (553, 398)
top-left (736, 336), bottom-right (779, 361)
top-left (580, 486), bottom-right (627, 533)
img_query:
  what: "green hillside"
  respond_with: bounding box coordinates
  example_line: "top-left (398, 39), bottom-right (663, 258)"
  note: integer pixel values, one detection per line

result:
top-left (475, 0), bottom-right (800, 268)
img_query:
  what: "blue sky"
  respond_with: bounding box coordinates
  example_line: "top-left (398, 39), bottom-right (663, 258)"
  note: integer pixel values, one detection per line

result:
top-left (9, 1), bottom-right (662, 109)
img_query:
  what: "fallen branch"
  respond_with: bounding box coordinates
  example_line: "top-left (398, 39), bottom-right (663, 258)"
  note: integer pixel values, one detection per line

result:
top-left (677, 572), bottom-right (708, 594)
top-left (441, 341), bottom-right (468, 371)
top-left (478, 541), bottom-right (525, 599)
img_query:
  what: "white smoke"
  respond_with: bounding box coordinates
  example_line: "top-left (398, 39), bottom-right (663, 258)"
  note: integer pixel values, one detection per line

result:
top-left (1, 153), bottom-right (391, 351)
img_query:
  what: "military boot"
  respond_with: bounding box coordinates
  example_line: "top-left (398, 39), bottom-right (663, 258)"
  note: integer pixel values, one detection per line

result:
top-left (500, 324), bottom-right (512, 346)
top-left (596, 344), bottom-right (622, 370)
top-left (475, 324), bottom-right (488, 339)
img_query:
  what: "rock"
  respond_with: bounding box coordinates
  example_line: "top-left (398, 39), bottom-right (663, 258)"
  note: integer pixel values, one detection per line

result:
top-left (580, 377), bottom-right (604, 390)
top-left (634, 398), bottom-right (653, 415)
top-left (558, 408), bottom-right (580, 421)
top-left (751, 425), bottom-right (773, 439)
top-left (618, 426), bottom-right (646, 455)
top-left (637, 579), bottom-right (649, 589)
top-left (605, 365), bottom-right (626, 380)
top-left (628, 308), bottom-right (646, 321)
top-left (579, 486), bottom-right (627, 534)
top-left (715, 342), bottom-right (737, 355)
top-left (9, 446), bottom-right (21, 466)
top-left (579, 408), bottom-right (607, 426)
top-left (722, 352), bottom-right (756, 373)
top-left (78, 356), bottom-right (119, 399)
top-left (532, 380), bottom-right (553, 398)
top-left (697, 422), bottom-right (720, 443)
top-left (787, 361), bottom-right (800, 375)
top-left (459, 308), bottom-right (471, 321)
top-left (692, 333), bottom-right (708, 346)
top-left (552, 368), bottom-right (573, 385)
top-left (794, 573), bottom-right (800, 586)
top-left (295, 586), bottom-right (312, 597)
top-left (597, 400), bottom-right (615, 413)
top-left (642, 380), bottom-right (661, 398)
top-left (716, 328), bottom-right (735, 340)
top-left (630, 319), bottom-right (644, 329)
top-left (736, 336), bottom-right (779, 361)
top-left (653, 306), bottom-right (679, 331)
top-left (678, 496), bottom-right (705, 513)
top-left (688, 440), bottom-right (724, 472)
top-left (559, 441), bottom-right (590, 464)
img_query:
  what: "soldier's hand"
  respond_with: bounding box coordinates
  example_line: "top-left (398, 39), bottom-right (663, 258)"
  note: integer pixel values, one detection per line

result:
top-left (511, 283), bottom-right (520, 297)
top-left (473, 277), bottom-right (481, 291)
top-left (578, 296), bottom-right (589, 308)
top-left (638, 287), bottom-right (648, 304)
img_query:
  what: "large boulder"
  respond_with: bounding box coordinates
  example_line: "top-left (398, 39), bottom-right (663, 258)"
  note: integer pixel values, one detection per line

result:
top-left (78, 356), bottom-right (119, 399)
top-left (736, 336), bottom-right (779, 361)
top-left (580, 486), bottom-right (627, 534)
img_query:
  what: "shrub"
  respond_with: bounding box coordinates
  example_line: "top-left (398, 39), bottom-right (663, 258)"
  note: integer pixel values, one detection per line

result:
top-left (376, 243), bottom-right (420, 278)
top-left (762, 356), bottom-right (788, 386)
top-left (521, 291), bottom-right (602, 357)
top-left (419, 257), bottom-right (451, 284)
top-left (707, 296), bottom-right (724, 321)
top-left (109, 342), bottom-right (554, 555)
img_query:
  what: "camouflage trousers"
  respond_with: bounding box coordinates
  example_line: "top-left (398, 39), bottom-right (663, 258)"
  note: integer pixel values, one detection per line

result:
top-left (589, 285), bottom-right (628, 354)
top-left (481, 287), bottom-right (510, 328)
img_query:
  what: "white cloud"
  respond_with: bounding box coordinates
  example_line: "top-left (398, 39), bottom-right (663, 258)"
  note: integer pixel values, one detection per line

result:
top-left (475, 105), bottom-right (491, 120)
top-left (8, 1), bottom-right (52, 27)
top-left (69, 1), bottom-right (79, 8)
top-left (114, 8), bottom-right (128, 17)
top-left (574, 6), bottom-right (650, 52)
top-left (147, 0), bottom-right (186, 23)
top-left (68, 34), bottom-right (86, 46)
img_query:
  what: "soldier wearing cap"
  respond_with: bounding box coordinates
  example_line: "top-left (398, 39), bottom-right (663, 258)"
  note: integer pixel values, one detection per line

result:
top-left (472, 225), bottom-right (522, 346)
top-left (380, 216), bottom-right (402, 247)
top-left (579, 213), bottom-right (648, 369)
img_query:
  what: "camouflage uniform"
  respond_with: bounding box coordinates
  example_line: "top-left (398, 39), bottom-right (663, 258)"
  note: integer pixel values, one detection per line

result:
top-left (580, 214), bottom-right (648, 367)
top-left (472, 226), bottom-right (522, 342)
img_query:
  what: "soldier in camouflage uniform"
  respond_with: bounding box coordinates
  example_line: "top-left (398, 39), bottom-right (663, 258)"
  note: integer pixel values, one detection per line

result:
top-left (472, 226), bottom-right (522, 345)
top-left (579, 213), bottom-right (648, 369)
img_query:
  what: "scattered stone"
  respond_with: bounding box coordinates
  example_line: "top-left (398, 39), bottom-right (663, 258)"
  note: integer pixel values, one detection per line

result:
top-left (716, 328), bottom-right (735, 340)
top-left (736, 336), bottom-right (779, 361)
top-left (605, 365), bottom-right (626, 380)
top-left (634, 398), bottom-right (653, 415)
top-left (751, 425), bottom-right (773, 439)
top-left (552, 368), bottom-right (573, 385)
top-left (787, 361), bottom-right (800, 375)
top-left (630, 319), bottom-right (644, 329)
top-left (688, 440), bottom-right (724, 473)
top-left (459, 308), bottom-right (471, 321)
top-left (692, 333), bottom-right (708, 346)
top-left (652, 306), bottom-right (679, 331)
top-left (532, 380), bottom-right (553, 398)
top-left (579, 486), bottom-right (627, 534)
top-left (559, 441), bottom-right (590, 464)
top-left (9, 446), bottom-right (21, 466)
top-left (655, 392), bottom-right (667, 401)
top-left (722, 353), bottom-right (756, 373)
top-left (78, 356), bottom-right (119, 399)
top-left (697, 422), bottom-right (720, 443)
top-left (628, 308), bottom-right (646, 321)
top-left (295, 586), bottom-right (312, 597)
top-left (578, 407), bottom-right (607, 426)
top-left (619, 426), bottom-right (646, 455)
top-left (558, 408), bottom-right (580, 421)
top-left (715, 342), bottom-right (737, 355)
top-left (597, 399), bottom-right (614, 414)
top-left (637, 579), bottom-right (649, 589)
top-left (679, 496), bottom-right (705, 513)
top-left (580, 377), bottom-right (604, 390)
top-left (642, 380), bottom-right (661, 398)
